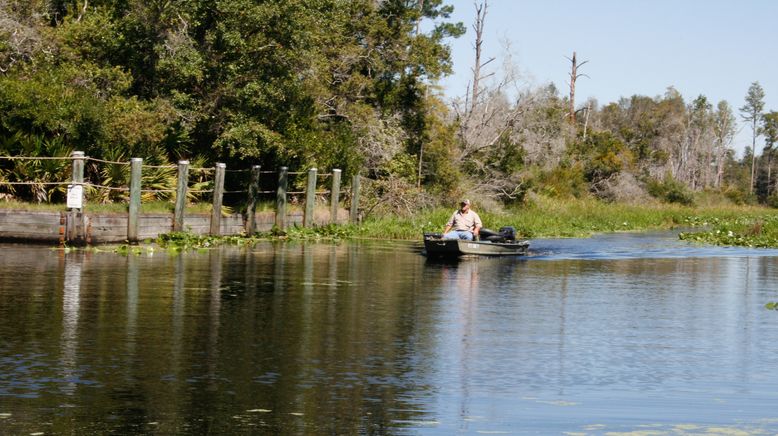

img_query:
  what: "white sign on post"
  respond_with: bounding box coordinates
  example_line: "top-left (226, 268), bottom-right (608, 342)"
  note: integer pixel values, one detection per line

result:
top-left (66, 184), bottom-right (83, 209)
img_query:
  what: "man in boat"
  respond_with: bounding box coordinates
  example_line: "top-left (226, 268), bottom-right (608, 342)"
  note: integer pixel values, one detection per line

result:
top-left (442, 199), bottom-right (482, 241)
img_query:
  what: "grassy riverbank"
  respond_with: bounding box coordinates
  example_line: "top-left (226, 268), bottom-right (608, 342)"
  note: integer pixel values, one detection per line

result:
top-left (354, 196), bottom-right (778, 241)
top-left (116, 201), bottom-right (778, 252)
top-left (6, 195), bottom-right (778, 249)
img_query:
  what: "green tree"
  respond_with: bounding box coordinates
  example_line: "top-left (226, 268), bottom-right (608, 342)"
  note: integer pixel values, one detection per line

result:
top-left (598, 90), bottom-right (685, 179)
top-left (761, 111), bottom-right (778, 198)
top-left (739, 81), bottom-right (765, 194)
top-left (568, 130), bottom-right (633, 191)
top-left (0, 0), bottom-right (465, 203)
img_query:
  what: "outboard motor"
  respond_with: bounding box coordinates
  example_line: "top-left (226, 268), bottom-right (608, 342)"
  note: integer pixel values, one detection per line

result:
top-left (498, 226), bottom-right (516, 241)
top-left (479, 228), bottom-right (504, 242)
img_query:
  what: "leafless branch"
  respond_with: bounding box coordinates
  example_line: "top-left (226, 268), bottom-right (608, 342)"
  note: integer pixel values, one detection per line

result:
top-left (76, 0), bottom-right (88, 22)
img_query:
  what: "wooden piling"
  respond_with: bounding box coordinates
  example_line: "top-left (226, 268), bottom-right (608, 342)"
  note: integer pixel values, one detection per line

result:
top-left (71, 151), bottom-right (85, 187)
top-left (330, 169), bottom-right (341, 224)
top-left (304, 167), bottom-right (317, 227)
top-left (127, 158), bottom-right (142, 243)
top-left (210, 163), bottom-right (226, 235)
top-left (246, 165), bottom-right (261, 234)
top-left (174, 160), bottom-right (189, 232)
top-left (68, 151), bottom-right (85, 243)
top-left (276, 167), bottom-right (288, 230)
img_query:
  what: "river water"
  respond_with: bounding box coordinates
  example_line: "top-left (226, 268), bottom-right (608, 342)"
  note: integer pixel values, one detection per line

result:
top-left (2, 232), bottom-right (778, 435)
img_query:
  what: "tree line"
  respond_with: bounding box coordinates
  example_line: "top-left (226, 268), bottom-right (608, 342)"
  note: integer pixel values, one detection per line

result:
top-left (0, 0), bottom-right (775, 213)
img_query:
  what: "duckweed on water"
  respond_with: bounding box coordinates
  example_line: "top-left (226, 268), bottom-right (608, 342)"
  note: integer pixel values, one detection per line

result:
top-left (155, 231), bottom-right (264, 251)
top-left (152, 225), bottom-right (357, 252)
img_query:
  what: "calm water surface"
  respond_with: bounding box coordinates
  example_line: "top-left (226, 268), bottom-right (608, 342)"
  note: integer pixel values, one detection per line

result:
top-left (2, 232), bottom-right (778, 434)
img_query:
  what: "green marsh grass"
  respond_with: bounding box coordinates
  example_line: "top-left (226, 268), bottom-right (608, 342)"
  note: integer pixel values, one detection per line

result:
top-left (355, 196), bottom-right (777, 240)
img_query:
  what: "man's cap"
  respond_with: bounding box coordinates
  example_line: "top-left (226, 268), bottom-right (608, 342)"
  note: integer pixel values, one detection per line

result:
top-left (460, 199), bottom-right (471, 205)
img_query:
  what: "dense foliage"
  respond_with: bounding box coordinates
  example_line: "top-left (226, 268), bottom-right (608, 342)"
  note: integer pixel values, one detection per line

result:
top-left (0, 0), bottom-right (463, 204)
top-left (1, 1), bottom-right (776, 213)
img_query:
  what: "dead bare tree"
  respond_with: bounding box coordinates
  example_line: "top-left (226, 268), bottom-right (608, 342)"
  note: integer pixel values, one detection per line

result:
top-left (0, 1), bottom-right (44, 73)
top-left (582, 100), bottom-right (592, 140)
top-left (456, 87), bottom-right (529, 163)
top-left (455, 37), bottom-right (528, 162)
top-left (713, 101), bottom-right (736, 188)
top-left (468, 1), bottom-right (494, 114)
top-left (416, 0), bottom-right (424, 35)
top-left (565, 51), bottom-right (588, 123)
top-left (453, 2), bottom-right (577, 203)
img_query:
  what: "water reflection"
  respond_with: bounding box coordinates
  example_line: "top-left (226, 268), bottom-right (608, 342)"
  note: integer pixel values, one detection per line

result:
top-left (60, 253), bottom-right (82, 396)
top-left (1, 235), bottom-right (778, 434)
top-left (126, 255), bottom-right (138, 354)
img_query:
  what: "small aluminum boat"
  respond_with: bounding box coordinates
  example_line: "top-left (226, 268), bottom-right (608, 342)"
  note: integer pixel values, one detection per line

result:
top-left (423, 227), bottom-right (529, 258)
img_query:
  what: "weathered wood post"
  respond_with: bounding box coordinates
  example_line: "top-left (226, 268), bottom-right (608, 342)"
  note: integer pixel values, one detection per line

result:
top-left (67, 151), bottom-right (85, 243)
top-left (127, 157), bottom-right (142, 243)
top-left (276, 167), bottom-right (288, 230)
top-left (210, 163), bottom-right (226, 235)
top-left (350, 174), bottom-right (360, 224)
top-left (246, 165), bottom-right (261, 234)
top-left (174, 160), bottom-right (189, 232)
top-left (330, 169), bottom-right (341, 224)
top-left (71, 151), bottom-right (85, 187)
top-left (304, 167), bottom-right (317, 227)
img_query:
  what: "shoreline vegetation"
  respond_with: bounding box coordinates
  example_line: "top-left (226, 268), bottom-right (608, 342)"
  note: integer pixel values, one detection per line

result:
top-left (3, 2), bottom-right (778, 256)
top-left (6, 194), bottom-right (778, 252)
top-left (356, 195), bottom-right (778, 248)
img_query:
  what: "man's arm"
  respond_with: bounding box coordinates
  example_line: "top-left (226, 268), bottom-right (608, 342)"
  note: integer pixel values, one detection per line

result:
top-left (444, 212), bottom-right (456, 233)
top-left (472, 213), bottom-right (482, 238)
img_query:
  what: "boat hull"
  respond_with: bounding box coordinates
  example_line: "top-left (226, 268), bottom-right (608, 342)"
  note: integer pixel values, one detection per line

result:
top-left (423, 234), bottom-right (529, 258)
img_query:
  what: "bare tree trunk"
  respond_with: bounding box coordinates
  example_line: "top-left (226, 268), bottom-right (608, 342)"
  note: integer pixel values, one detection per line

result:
top-left (751, 118), bottom-right (758, 194)
top-left (415, 0), bottom-right (425, 189)
top-left (569, 52), bottom-right (577, 123)
top-left (77, 0), bottom-right (88, 22)
top-left (714, 135), bottom-right (728, 190)
top-left (704, 143), bottom-right (713, 188)
top-left (470, 1), bottom-right (493, 114)
top-left (417, 145), bottom-right (424, 189)
top-left (566, 51), bottom-right (588, 123)
top-left (767, 150), bottom-right (773, 197)
top-left (416, 0), bottom-right (424, 35)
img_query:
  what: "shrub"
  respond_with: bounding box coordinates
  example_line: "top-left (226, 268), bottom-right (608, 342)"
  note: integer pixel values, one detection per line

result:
top-left (646, 176), bottom-right (694, 205)
top-left (534, 165), bottom-right (588, 198)
top-left (724, 186), bottom-right (753, 205)
top-left (592, 172), bottom-right (651, 204)
top-left (767, 192), bottom-right (778, 209)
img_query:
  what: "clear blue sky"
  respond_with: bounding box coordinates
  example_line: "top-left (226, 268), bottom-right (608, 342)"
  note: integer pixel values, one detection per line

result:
top-left (436, 0), bottom-right (778, 155)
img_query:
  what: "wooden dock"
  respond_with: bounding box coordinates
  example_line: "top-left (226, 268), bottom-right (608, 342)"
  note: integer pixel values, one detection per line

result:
top-left (1, 152), bottom-right (360, 245)
top-left (0, 208), bottom-right (347, 245)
